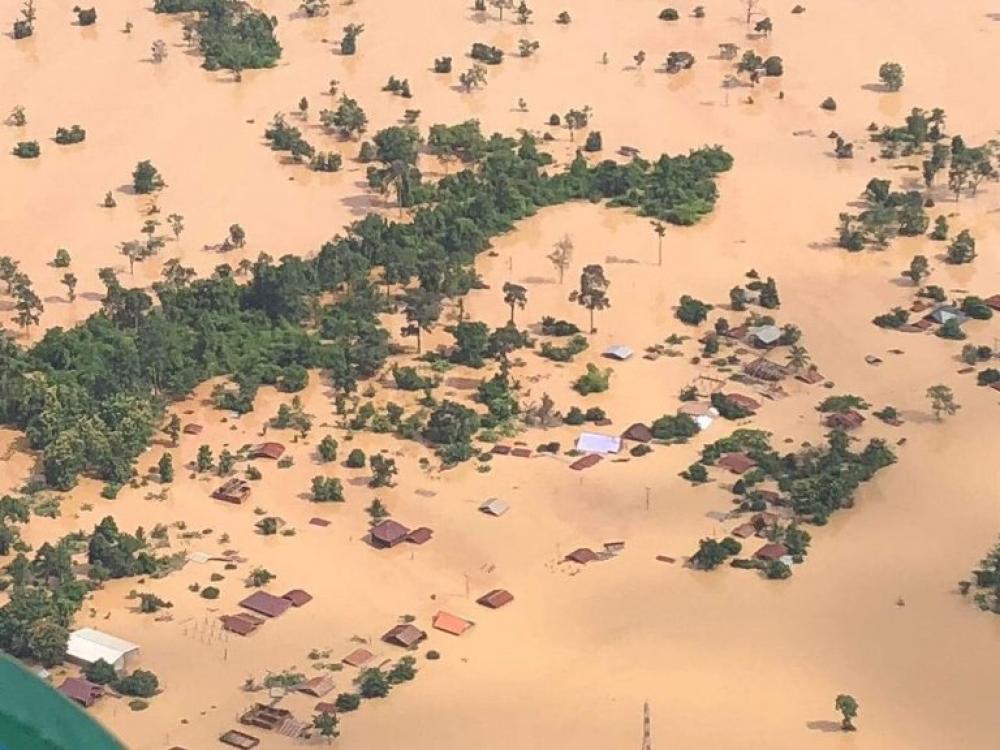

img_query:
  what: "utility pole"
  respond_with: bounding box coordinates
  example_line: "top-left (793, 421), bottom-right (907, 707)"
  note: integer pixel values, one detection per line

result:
top-left (642, 701), bottom-right (652, 750)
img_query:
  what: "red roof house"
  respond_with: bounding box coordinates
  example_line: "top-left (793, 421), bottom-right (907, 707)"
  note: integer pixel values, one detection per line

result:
top-left (717, 452), bottom-right (757, 474)
top-left (476, 589), bottom-right (514, 609)
top-left (754, 543), bottom-right (788, 561)
top-left (57, 677), bottom-right (104, 708)
top-left (825, 410), bottom-right (866, 430)
top-left (239, 591), bottom-right (292, 618)
top-left (370, 519), bottom-right (411, 548)
top-left (282, 589), bottom-right (313, 607)
top-left (248, 442), bottom-right (285, 460)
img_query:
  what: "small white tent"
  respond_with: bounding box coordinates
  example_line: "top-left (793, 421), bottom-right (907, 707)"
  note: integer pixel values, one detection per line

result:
top-left (66, 628), bottom-right (140, 672)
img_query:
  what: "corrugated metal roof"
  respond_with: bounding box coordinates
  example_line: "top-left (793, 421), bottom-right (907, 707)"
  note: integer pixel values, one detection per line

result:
top-left (66, 628), bottom-right (139, 667)
top-left (575, 432), bottom-right (622, 454)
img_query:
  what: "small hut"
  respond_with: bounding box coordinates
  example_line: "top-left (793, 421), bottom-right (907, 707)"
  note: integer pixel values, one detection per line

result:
top-left (477, 589), bottom-right (514, 609)
top-left (382, 623), bottom-right (427, 648)
top-left (369, 519), bottom-right (411, 548)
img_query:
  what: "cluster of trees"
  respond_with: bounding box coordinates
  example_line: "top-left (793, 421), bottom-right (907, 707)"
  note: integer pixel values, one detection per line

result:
top-left (154, 0), bottom-right (281, 72)
top-left (471, 43), bottom-right (504, 65)
top-left (0, 515), bottom-right (162, 666)
top-left (837, 178), bottom-right (929, 251)
top-left (0, 257), bottom-right (44, 332)
top-left (696, 426), bottom-right (895, 525)
top-left (0, 125), bottom-right (729, 488)
top-left (54, 125), bottom-right (86, 145)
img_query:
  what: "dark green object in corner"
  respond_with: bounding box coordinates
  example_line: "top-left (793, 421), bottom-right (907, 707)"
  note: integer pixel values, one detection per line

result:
top-left (0, 654), bottom-right (126, 750)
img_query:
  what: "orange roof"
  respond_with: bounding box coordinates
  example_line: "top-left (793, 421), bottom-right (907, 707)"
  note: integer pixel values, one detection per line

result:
top-left (431, 610), bottom-right (473, 636)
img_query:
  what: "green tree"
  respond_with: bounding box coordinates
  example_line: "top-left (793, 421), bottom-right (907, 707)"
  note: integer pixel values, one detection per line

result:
top-left (650, 220), bottom-right (666, 266)
top-left (926, 384), bottom-right (959, 420)
top-left (563, 106), bottom-right (592, 142)
top-left (312, 711), bottom-right (340, 741)
top-left (369, 454), bottom-right (397, 488)
top-left (358, 667), bottom-right (391, 698)
top-left (311, 476), bottom-right (344, 502)
top-left (902, 255), bottom-right (929, 285)
top-left (61, 272), bottom-right (78, 302)
top-left (401, 289), bottom-right (442, 353)
top-left (158, 453), bottom-right (174, 483)
top-left (196, 444), bottom-right (214, 473)
top-left (318, 435), bottom-right (338, 462)
top-left (569, 264), bottom-right (610, 333)
top-left (502, 282), bottom-right (527, 324)
top-left (341, 23), bottom-right (364, 55)
top-left (164, 415), bottom-right (181, 447)
top-left (878, 62), bottom-right (904, 91)
top-left (132, 160), bottom-right (165, 194)
top-left (835, 694), bottom-right (859, 731)
top-left (114, 670), bottom-right (159, 698)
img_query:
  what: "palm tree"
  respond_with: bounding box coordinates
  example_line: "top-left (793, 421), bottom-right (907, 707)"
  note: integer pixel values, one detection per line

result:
top-left (650, 220), bottom-right (666, 265)
top-left (786, 345), bottom-right (811, 371)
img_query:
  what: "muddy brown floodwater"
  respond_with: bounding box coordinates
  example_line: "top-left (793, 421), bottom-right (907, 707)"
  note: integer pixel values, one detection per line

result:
top-left (2, 1), bottom-right (1000, 749)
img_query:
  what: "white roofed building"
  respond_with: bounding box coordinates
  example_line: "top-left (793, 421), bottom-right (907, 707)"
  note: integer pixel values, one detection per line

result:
top-left (66, 628), bottom-right (140, 672)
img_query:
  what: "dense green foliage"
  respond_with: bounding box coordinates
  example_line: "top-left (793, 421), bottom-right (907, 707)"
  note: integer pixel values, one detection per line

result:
top-left (0, 127), bottom-right (729, 489)
top-left (154, 0), bottom-right (281, 71)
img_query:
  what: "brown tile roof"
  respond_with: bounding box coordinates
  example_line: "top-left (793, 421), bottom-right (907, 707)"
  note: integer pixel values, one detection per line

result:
top-left (796, 368), bottom-right (825, 385)
top-left (342, 648), bottom-right (373, 667)
top-left (406, 527), bottom-right (433, 545)
top-left (314, 701), bottom-right (337, 714)
top-left (248, 442), bottom-right (285, 460)
top-left (985, 294), bottom-right (1000, 311)
top-left (511, 447), bottom-right (532, 458)
top-left (296, 675), bottom-right (334, 698)
top-left (370, 519), bottom-right (411, 547)
top-left (717, 452), bottom-right (757, 474)
top-left (382, 623), bottom-right (427, 648)
top-left (220, 613), bottom-right (264, 636)
top-left (212, 478), bottom-right (252, 504)
top-left (432, 610), bottom-right (474, 636)
top-left (490, 444), bottom-right (512, 455)
top-left (308, 517), bottom-right (330, 527)
top-left (754, 543), bottom-right (788, 561)
top-left (476, 589), bottom-right (514, 609)
top-left (282, 589), bottom-right (313, 607)
top-left (239, 591), bottom-right (292, 618)
top-left (731, 522), bottom-right (758, 539)
top-left (722, 393), bottom-right (761, 412)
top-left (57, 677), bottom-right (104, 708)
top-left (621, 423), bottom-right (653, 443)
top-left (570, 454), bottom-right (602, 471)
top-left (825, 410), bottom-right (866, 430)
top-left (565, 547), bottom-right (598, 564)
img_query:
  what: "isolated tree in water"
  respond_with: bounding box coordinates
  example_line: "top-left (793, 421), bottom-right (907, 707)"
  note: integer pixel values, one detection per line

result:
top-left (516, 1), bottom-right (532, 23)
top-left (926, 384), bottom-right (959, 420)
top-left (785, 345), bottom-right (811, 371)
top-left (61, 272), bottom-right (78, 302)
top-left (650, 220), bottom-right (666, 266)
top-left (151, 39), bottom-right (168, 63)
top-left (834, 694), bottom-right (859, 732)
top-left (341, 23), bottom-right (364, 55)
top-left (502, 282), bottom-right (527, 324)
top-left (569, 264), bottom-right (610, 333)
top-left (548, 234), bottom-right (573, 284)
top-left (132, 160), bottom-right (165, 194)
top-left (166, 213), bottom-right (184, 241)
top-left (878, 62), bottom-right (904, 91)
top-left (490, 0), bottom-right (513, 21)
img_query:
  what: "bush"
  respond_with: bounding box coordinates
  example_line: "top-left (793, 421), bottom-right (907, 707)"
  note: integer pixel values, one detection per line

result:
top-left (84, 659), bottom-right (118, 685)
top-left (433, 56), bottom-right (452, 73)
top-left (541, 316), bottom-right (580, 336)
top-left (54, 125), bottom-right (86, 145)
top-left (74, 7), bottom-right (98, 25)
top-left (765, 560), bottom-right (792, 579)
top-left (312, 475), bottom-right (344, 502)
top-left (583, 131), bottom-right (603, 152)
top-left (658, 8), bottom-right (679, 20)
top-left (548, 114), bottom-right (561, 127)
top-left (563, 407), bottom-right (585, 425)
top-left (820, 97), bottom-right (836, 111)
top-left (540, 334), bottom-right (588, 362)
top-left (630, 444), bottom-right (652, 457)
top-left (572, 363), bottom-right (612, 395)
top-left (114, 670), bottom-right (160, 698)
top-left (650, 413), bottom-right (700, 442)
top-left (676, 295), bottom-right (712, 325)
top-left (346, 449), bottom-right (366, 468)
top-left (977, 369), bottom-right (1000, 386)
top-left (470, 43), bottom-right (503, 65)
top-left (763, 56), bottom-right (783, 76)
top-left (393, 365), bottom-right (433, 391)
top-left (200, 586), bottom-right (220, 599)
top-left (682, 463), bottom-right (708, 483)
top-left (132, 160), bottom-right (165, 193)
top-left (961, 296), bottom-right (993, 320)
top-left (335, 692), bottom-right (361, 712)
top-left (13, 141), bottom-right (40, 159)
